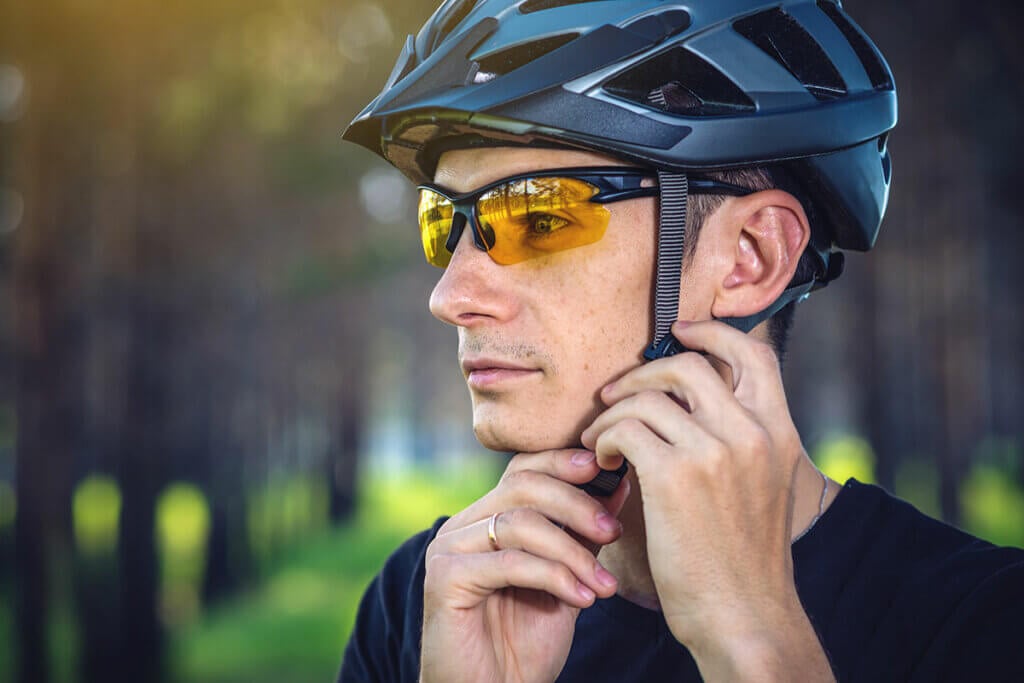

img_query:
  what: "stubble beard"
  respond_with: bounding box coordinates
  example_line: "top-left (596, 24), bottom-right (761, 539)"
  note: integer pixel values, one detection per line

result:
top-left (461, 333), bottom-right (587, 453)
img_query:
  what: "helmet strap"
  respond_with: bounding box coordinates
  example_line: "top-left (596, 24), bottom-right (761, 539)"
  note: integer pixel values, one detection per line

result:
top-left (643, 171), bottom-right (690, 360)
top-left (643, 84), bottom-right (695, 361)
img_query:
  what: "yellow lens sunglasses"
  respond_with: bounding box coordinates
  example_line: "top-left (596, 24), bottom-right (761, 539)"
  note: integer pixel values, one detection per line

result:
top-left (417, 167), bottom-right (753, 267)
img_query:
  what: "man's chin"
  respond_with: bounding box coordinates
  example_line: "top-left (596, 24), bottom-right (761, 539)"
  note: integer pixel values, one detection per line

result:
top-left (472, 419), bottom-right (581, 454)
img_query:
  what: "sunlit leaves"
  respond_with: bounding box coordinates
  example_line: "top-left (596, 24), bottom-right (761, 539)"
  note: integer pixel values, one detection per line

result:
top-left (811, 434), bottom-right (877, 485)
top-left (73, 476), bottom-right (123, 557)
top-left (157, 483), bottom-right (212, 626)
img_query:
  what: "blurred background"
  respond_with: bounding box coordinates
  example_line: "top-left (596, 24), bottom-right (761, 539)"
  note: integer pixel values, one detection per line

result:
top-left (0, 0), bottom-right (1022, 681)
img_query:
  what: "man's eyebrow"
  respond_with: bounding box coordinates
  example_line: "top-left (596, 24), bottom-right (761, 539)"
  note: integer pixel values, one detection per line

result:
top-left (425, 179), bottom-right (460, 194)
top-left (427, 171), bottom-right (489, 195)
top-left (425, 174), bottom-right (510, 195)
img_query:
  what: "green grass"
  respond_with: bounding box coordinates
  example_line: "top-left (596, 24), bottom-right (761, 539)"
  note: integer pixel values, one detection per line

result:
top-left (5, 445), bottom-right (1016, 683)
top-left (170, 463), bottom-right (501, 683)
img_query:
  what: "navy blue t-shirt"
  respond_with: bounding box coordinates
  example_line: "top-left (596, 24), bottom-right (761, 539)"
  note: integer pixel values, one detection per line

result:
top-left (339, 480), bottom-right (1024, 682)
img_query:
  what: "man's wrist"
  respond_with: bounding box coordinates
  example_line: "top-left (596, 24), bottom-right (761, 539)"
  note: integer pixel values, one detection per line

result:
top-left (682, 603), bottom-right (834, 682)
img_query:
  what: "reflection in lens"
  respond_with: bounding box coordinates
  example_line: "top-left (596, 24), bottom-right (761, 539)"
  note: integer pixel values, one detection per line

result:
top-left (477, 177), bottom-right (610, 265)
top-left (418, 189), bottom-right (453, 267)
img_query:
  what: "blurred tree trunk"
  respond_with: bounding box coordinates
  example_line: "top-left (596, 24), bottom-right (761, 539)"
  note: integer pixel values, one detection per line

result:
top-left (978, 2), bottom-right (1024, 487)
top-left (115, 295), bottom-right (166, 683)
top-left (202, 409), bottom-right (247, 607)
top-left (198, 299), bottom-right (258, 603)
top-left (329, 358), bottom-right (365, 522)
top-left (11, 50), bottom-right (84, 683)
top-left (853, 0), bottom-right (1013, 520)
top-left (76, 550), bottom-right (121, 682)
top-left (203, 497), bottom-right (233, 603)
top-left (12, 273), bottom-right (52, 683)
top-left (200, 388), bottom-right (232, 604)
top-left (856, 257), bottom-right (897, 492)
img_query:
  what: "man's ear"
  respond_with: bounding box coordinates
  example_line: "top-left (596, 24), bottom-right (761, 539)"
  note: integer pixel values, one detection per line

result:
top-left (708, 189), bottom-right (810, 320)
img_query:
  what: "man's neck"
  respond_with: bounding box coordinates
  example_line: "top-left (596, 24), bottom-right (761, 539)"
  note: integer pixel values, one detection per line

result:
top-left (597, 477), bottom-right (662, 609)
top-left (596, 455), bottom-right (839, 611)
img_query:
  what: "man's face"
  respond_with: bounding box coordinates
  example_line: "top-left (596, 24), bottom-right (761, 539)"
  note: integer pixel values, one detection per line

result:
top-left (428, 147), bottom-right (660, 453)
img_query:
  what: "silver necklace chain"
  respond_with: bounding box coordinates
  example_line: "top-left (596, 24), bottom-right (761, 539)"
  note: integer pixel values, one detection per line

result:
top-left (792, 470), bottom-right (829, 544)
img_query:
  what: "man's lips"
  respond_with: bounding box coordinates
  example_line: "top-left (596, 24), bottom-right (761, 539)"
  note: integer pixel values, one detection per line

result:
top-left (462, 358), bottom-right (542, 389)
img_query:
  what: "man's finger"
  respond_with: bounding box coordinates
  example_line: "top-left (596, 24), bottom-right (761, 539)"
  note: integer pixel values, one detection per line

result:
top-left (581, 390), bottom-right (696, 449)
top-left (425, 549), bottom-right (599, 610)
top-left (431, 508), bottom-right (619, 598)
top-left (502, 448), bottom-right (602, 485)
top-left (441, 467), bottom-right (624, 547)
top-left (591, 418), bottom-right (678, 473)
top-left (671, 319), bottom-right (783, 390)
top-left (600, 351), bottom-right (736, 419)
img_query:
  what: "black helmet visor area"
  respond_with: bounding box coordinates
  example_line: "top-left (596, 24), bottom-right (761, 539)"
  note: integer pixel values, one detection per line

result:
top-left (344, 0), bottom-right (896, 169)
top-left (419, 133), bottom-right (583, 174)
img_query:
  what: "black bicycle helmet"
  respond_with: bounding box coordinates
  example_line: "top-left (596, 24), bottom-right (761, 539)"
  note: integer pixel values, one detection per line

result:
top-left (344, 0), bottom-right (897, 357)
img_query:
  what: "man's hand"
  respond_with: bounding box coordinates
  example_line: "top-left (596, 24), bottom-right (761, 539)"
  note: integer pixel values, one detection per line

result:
top-left (580, 320), bottom-right (834, 681)
top-left (419, 449), bottom-right (630, 683)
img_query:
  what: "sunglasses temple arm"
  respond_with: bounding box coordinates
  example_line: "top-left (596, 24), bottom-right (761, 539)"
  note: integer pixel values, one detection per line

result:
top-left (592, 187), bottom-right (660, 203)
top-left (594, 182), bottom-right (752, 205)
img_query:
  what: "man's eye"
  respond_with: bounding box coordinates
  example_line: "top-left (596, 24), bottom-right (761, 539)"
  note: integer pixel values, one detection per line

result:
top-left (529, 214), bottom-right (569, 234)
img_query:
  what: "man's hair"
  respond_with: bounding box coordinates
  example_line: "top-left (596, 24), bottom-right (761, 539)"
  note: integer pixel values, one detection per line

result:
top-left (686, 168), bottom-right (819, 363)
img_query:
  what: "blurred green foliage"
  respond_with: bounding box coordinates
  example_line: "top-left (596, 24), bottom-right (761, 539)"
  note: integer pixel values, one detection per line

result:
top-left (961, 466), bottom-right (1024, 548)
top-left (248, 476), bottom-right (330, 565)
top-left (893, 458), bottom-right (942, 519)
top-left (73, 476), bottom-right (122, 557)
top-left (170, 461), bottom-right (501, 683)
top-left (812, 433), bottom-right (1024, 545)
top-left (48, 599), bottom-right (78, 683)
top-left (812, 434), bottom-right (877, 485)
top-left (158, 483), bottom-right (213, 626)
top-left (2, 444), bottom-right (1024, 682)
top-left (0, 478), bottom-right (14, 533)
top-left (0, 404), bottom-right (13, 450)
top-left (158, 484), bottom-right (212, 561)
top-left (0, 601), bottom-right (10, 676)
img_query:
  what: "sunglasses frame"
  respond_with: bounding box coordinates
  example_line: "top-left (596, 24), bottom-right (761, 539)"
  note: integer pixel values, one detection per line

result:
top-left (417, 167), bottom-right (755, 264)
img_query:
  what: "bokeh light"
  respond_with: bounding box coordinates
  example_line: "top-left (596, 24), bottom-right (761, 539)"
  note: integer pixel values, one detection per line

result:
top-left (73, 476), bottom-right (122, 557)
top-left (0, 64), bottom-right (25, 122)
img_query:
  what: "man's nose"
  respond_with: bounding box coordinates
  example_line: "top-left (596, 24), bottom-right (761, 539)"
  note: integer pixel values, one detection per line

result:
top-left (428, 218), bottom-right (510, 327)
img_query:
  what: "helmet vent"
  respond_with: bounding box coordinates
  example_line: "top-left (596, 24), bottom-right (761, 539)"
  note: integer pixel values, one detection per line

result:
top-left (816, 0), bottom-right (893, 90)
top-left (436, 0), bottom-right (480, 47)
top-left (622, 10), bottom-right (691, 44)
top-left (733, 8), bottom-right (847, 101)
top-left (604, 47), bottom-right (755, 117)
top-left (520, 0), bottom-right (605, 15)
top-left (475, 33), bottom-right (580, 77)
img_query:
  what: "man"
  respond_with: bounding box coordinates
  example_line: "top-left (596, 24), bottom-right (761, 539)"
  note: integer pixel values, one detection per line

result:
top-left (339, 1), bottom-right (1024, 681)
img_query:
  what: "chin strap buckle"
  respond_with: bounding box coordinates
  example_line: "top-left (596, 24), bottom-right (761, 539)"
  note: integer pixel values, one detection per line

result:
top-left (643, 333), bottom-right (688, 361)
top-left (577, 462), bottom-right (629, 497)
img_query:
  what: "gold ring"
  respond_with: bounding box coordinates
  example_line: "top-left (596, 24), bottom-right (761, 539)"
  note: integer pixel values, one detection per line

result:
top-left (487, 512), bottom-right (501, 551)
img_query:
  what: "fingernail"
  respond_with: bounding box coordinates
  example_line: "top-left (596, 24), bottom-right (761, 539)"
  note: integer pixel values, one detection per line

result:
top-left (674, 320), bottom-right (691, 329)
top-left (596, 512), bottom-right (620, 533)
top-left (572, 451), bottom-right (595, 466)
top-left (595, 564), bottom-right (617, 588)
top-left (577, 581), bottom-right (596, 601)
